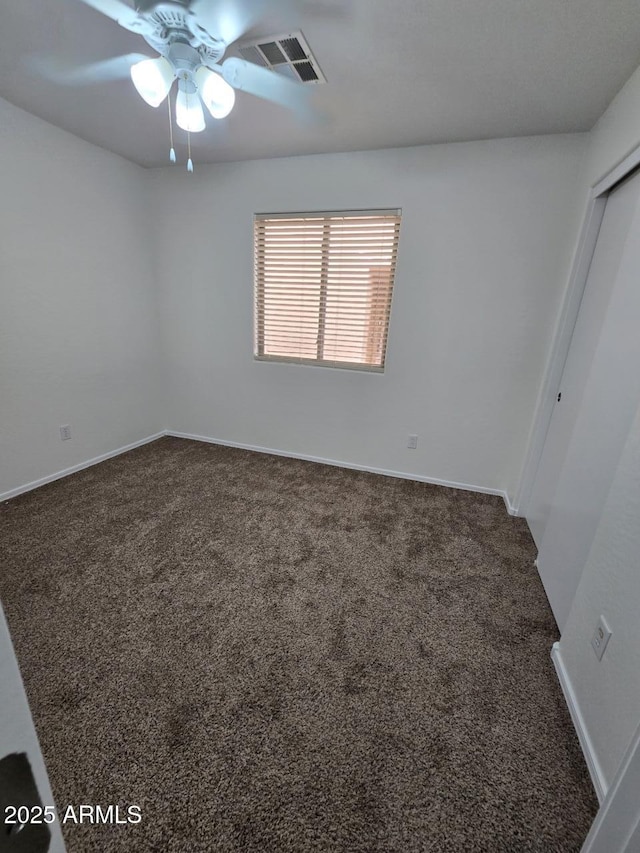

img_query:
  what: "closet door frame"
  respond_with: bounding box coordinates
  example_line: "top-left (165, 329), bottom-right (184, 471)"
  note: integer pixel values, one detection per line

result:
top-left (515, 142), bottom-right (640, 518)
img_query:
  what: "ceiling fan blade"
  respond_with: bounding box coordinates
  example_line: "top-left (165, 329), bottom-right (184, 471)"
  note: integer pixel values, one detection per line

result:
top-left (219, 57), bottom-right (313, 116)
top-left (74, 0), bottom-right (149, 34)
top-left (34, 54), bottom-right (151, 86)
top-left (190, 0), bottom-right (296, 47)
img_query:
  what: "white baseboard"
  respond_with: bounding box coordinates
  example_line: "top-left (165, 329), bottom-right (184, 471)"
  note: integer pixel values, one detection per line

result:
top-left (551, 642), bottom-right (607, 803)
top-left (2, 428), bottom-right (516, 515)
top-left (0, 433), bottom-right (165, 502)
top-left (503, 493), bottom-right (520, 516)
top-left (165, 430), bottom-right (512, 505)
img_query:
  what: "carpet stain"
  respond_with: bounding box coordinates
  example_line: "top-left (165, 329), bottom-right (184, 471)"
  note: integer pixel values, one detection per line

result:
top-left (0, 437), bottom-right (598, 852)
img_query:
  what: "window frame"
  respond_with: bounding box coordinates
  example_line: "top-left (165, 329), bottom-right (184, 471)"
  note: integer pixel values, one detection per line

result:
top-left (253, 209), bottom-right (401, 373)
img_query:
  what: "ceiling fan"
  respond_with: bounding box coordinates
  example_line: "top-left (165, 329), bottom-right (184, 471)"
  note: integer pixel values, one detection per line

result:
top-left (50, 0), bottom-right (323, 169)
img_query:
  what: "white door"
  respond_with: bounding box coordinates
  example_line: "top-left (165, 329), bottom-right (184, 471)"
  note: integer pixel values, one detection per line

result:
top-left (531, 168), bottom-right (640, 630)
top-left (0, 603), bottom-right (65, 851)
top-left (527, 172), bottom-right (640, 548)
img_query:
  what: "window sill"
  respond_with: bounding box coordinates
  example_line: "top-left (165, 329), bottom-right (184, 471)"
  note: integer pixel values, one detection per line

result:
top-left (254, 355), bottom-right (385, 373)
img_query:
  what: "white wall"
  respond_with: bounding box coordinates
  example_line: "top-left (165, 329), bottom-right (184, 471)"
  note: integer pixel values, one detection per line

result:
top-left (0, 97), bottom-right (163, 498)
top-left (148, 135), bottom-right (587, 503)
top-left (551, 63), bottom-right (640, 792)
top-left (586, 64), bottom-right (640, 187)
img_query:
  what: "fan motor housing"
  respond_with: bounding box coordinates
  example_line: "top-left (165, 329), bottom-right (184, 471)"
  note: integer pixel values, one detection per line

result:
top-left (134, 0), bottom-right (190, 12)
top-left (167, 42), bottom-right (200, 79)
top-left (136, 1), bottom-right (227, 63)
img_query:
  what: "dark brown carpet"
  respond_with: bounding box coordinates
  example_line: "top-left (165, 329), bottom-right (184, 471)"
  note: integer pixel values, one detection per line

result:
top-left (0, 437), bottom-right (597, 852)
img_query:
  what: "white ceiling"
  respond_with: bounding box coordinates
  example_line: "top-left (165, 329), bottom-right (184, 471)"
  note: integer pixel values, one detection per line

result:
top-left (1, 0), bottom-right (639, 167)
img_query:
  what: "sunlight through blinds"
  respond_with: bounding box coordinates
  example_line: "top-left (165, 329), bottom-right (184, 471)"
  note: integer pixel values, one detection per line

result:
top-left (254, 210), bottom-right (401, 371)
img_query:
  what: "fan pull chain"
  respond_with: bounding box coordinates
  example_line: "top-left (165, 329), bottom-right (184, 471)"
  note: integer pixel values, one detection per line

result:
top-left (168, 94), bottom-right (176, 164)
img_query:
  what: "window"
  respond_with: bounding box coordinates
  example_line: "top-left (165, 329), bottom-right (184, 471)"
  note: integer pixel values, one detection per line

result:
top-left (254, 210), bottom-right (401, 371)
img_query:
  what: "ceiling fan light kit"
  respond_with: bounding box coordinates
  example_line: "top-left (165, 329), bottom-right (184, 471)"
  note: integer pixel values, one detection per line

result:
top-left (195, 65), bottom-right (235, 120)
top-left (175, 83), bottom-right (206, 132)
top-left (130, 55), bottom-right (174, 107)
top-left (131, 41), bottom-right (226, 138)
top-left (128, 27), bottom-right (237, 170)
top-left (46, 0), bottom-right (324, 172)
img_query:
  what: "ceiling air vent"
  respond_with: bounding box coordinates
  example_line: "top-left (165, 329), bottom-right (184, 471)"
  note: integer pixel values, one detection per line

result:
top-left (237, 31), bottom-right (326, 84)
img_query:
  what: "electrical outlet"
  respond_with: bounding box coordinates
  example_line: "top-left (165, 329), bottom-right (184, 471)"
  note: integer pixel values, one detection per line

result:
top-left (407, 434), bottom-right (418, 450)
top-left (591, 615), bottom-right (612, 661)
top-left (59, 424), bottom-right (72, 441)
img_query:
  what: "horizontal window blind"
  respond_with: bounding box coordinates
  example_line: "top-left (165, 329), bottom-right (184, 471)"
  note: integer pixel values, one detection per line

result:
top-left (254, 210), bottom-right (401, 371)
